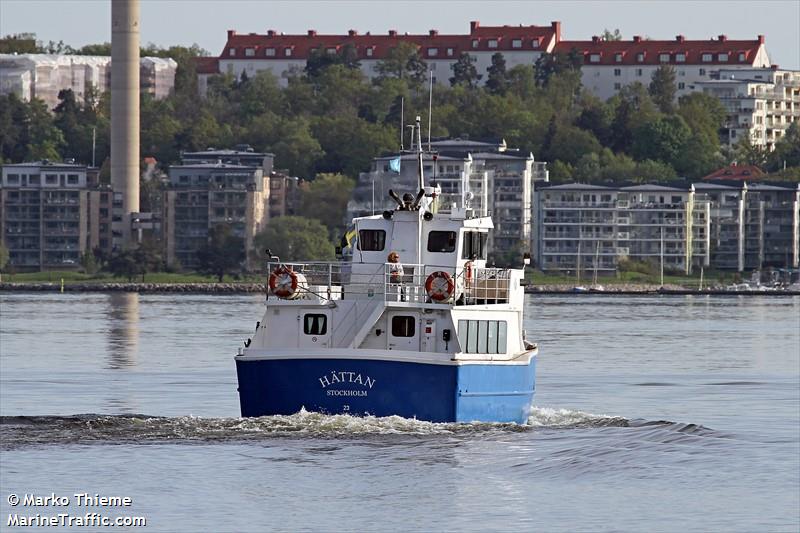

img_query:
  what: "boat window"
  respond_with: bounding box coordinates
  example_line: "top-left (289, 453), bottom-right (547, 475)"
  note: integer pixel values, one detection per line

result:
top-left (461, 232), bottom-right (488, 260)
top-left (303, 314), bottom-right (327, 335)
top-left (458, 320), bottom-right (507, 354)
top-left (391, 316), bottom-right (416, 337)
top-left (427, 231), bottom-right (457, 253)
top-left (358, 229), bottom-right (386, 251)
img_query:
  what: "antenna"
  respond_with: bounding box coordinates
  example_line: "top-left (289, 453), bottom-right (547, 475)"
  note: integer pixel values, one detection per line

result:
top-left (399, 97), bottom-right (404, 150)
top-left (427, 71), bottom-right (433, 151)
top-left (415, 116), bottom-right (424, 192)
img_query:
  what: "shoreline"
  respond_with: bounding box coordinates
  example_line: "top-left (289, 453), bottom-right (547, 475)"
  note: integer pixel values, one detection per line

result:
top-left (1, 282), bottom-right (797, 296)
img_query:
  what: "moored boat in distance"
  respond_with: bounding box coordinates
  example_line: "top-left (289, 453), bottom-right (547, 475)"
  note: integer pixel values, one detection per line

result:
top-left (234, 117), bottom-right (538, 423)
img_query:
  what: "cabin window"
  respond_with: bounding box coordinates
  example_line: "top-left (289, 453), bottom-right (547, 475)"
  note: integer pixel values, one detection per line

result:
top-left (391, 316), bottom-right (416, 337)
top-left (357, 229), bottom-right (386, 251)
top-left (458, 320), bottom-right (507, 354)
top-left (462, 232), bottom-right (488, 260)
top-left (303, 314), bottom-right (327, 335)
top-left (427, 231), bottom-right (457, 253)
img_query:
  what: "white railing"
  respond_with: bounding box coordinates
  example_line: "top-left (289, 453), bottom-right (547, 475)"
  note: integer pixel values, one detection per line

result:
top-left (265, 261), bottom-right (513, 305)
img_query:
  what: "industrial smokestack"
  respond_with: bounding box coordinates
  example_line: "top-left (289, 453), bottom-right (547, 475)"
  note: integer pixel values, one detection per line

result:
top-left (111, 0), bottom-right (140, 249)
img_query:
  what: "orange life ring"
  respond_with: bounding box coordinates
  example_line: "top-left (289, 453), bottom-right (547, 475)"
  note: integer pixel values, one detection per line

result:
top-left (268, 266), bottom-right (298, 298)
top-left (425, 271), bottom-right (455, 301)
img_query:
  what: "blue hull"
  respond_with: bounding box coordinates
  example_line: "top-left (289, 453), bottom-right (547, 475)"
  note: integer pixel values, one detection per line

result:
top-left (235, 356), bottom-right (536, 423)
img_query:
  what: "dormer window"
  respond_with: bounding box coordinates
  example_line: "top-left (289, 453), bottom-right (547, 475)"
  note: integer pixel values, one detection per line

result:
top-left (738, 52), bottom-right (746, 62)
top-left (659, 53), bottom-right (670, 62)
top-left (615, 53), bottom-right (623, 62)
top-left (284, 48), bottom-right (292, 57)
top-left (447, 47), bottom-right (454, 56)
top-left (326, 47), bottom-right (336, 55)
top-left (589, 53), bottom-right (601, 63)
top-left (532, 38), bottom-right (540, 48)
top-left (366, 47), bottom-right (374, 57)
top-left (229, 48), bottom-right (236, 56)
top-left (245, 48), bottom-right (255, 57)
top-left (265, 48), bottom-right (276, 57)
top-left (702, 53), bottom-right (712, 62)
top-left (487, 39), bottom-right (498, 48)
top-left (428, 47), bottom-right (438, 56)
top-left (512, 39), bottom-right (522, 48)
top-left (471, 39), bottom-right (479, 48)
top-left (718, 53), bottom-right (729, 62)
top-left (676, 53), bottom-right (686, 62)
top-left (636, 52), bottom-right (645, 62)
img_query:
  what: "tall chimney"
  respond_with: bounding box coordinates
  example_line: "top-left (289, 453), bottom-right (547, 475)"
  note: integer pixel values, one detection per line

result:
top-left (111, 0), bottom-right (140, 249)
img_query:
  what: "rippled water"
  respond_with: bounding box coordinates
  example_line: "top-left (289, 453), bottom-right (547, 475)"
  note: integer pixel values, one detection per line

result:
top-left (1, 293), bottom-right (798, 532)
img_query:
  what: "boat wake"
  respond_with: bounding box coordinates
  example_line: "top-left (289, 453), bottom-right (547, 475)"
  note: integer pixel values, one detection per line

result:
top-left (0, 407), bottom-right (721, 448)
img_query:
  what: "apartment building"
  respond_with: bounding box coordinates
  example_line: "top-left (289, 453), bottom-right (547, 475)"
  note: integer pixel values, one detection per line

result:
top-left (0, 54), bottom-right (177, 109)
top-left (0, 161), bottom-right (110, 270)
top-left (162, 162), bottom-right (268, 269)
top-left (534, 180), bottom-right (799, 274)
top-left (534, 183), bottom-right (710, 275)
top-left (697, 68), bottom-right (800, 149)
top-left (347, 138), bottom-right (547, 258)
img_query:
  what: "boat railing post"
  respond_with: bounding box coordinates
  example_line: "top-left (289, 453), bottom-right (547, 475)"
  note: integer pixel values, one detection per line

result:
top-left (327, 263), bottom-right (332, 300)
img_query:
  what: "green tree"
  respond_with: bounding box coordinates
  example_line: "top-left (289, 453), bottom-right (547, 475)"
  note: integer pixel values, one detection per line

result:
top-left (768, 122), bottom-right (800, 171)
top-left (298, 173), bottom-right (356, 238)
top-left (374, 42), bottom-right (428, 86)
top-left (0, 241), bottom-right (9, 278)
top-left (601, 29), bottom-right (623, 41)
top-left (107, 250), bottom-right (140, 282)
top-left (26, 98), bottom-right (65, 161)
top-left (633, 159), bottom-right (678, 182)
top-left (632, 115), bottom-right (691, 167)
top-left (734, 136), bottom-right (769, 167)
top-left (80, 249), bottom-right (99, 275)
top-left (649, 65), bottom-right (677, 113)
top-left (253, 216), bottom-right (335, 262)
top-left (485, 53), bottom-right (508, 95)
top-left (0, 33), bottom-right (38, 53)
top-left (533, 49), bottom-right (582, 87)
top-left (305, 44), bottom-right (362, 78)
top-left (449, 53), bottom-right (482, 88)
top-left (196, 224), bottom-right (245, 282)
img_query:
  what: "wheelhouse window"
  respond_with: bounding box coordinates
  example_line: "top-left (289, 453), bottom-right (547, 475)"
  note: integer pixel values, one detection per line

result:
top-left (303, 314), bottom-right (327, 335)
top-left (358, 229), bottom-right (386, 251)
top-left (427, 231), bottom-right (457, 253)
top-left (462, 232), bottom-right (488, 260)
top-left (458, 320), bottom-right (507, 354)
top-left (391, 316), bottom-right (415, 337)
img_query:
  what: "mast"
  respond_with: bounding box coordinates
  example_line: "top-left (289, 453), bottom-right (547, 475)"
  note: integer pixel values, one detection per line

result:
top-left (415, 115), bottom-right (424, 192)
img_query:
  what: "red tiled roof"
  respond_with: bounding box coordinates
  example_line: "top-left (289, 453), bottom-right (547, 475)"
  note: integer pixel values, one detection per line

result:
top-left (554, 34), bottom-right (765, 66)
top-left (702, 164), bottom-right (765, 181)
top-left (194, 56), bottom-right (219, 74)
top-left (218, 21), bottom-right (558, 61)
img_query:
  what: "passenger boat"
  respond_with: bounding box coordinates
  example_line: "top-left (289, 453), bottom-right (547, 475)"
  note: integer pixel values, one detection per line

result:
top-left (235, 118), bottom-right (538, 423)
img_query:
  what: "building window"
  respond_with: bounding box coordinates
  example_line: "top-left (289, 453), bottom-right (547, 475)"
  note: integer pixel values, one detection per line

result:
top-left (285, 48), bottom-right (292, 57)
top-left (702, 53), bottom-right (712, 62)
top-left (326, 47), bottom-right (336, 54)
top-left (615, 53), bottom-right (623, 63)
top-left (458, 320), bottom-right (507, 354)
top-left (614, 68), bottom-right (621, 76)
top-left (446, 47), bottom-right (454, 56)
top-left (532, 38), bottom-right (540, 48)
top-left (265, 48), bottom-right (275, 57)
top-left (676, 53), bottom-right (686, 62)
top-left (245, 48), bottom-right (255, 57)
top-left (428, 47), bottom-right (438, 56)
top-left (45, 174), bottom-right (58, 184)
top-left (512, 39), bottom-right (522, 49)
top-left (427, 231), bottom-right (457, 253)
top-left (699, 68), bottom-right (706, 75)
top-left (29, 174), bottom-right (40, 185)
top-left (659, 53), bottom-right (670, 62)
top-left (636, 68), bottom-right (643, 76)
top-left (487, 39), bottom-right (498, 48)
top-left (67, 174), bottom-right (79, 184)
top-left (229, 48), bottom-right (236, 56)
top-left (614, 82), bottom-right (621, 90)
top-left (472, 39), bottom-right (479, 48)
top-left (391, 316), bottom-right (416, 337)
top-left (7, 174), bottom-right (19, 184)
top-left (589, 53), bottom-right (601, 63)
top-left (303, 314), bottom-right (327, 335)
top-left (366, 47), bottom-right (373, 57)
top-left (718, 53), bottom-right (728, 62)
top-left (636, 53), bottom-right (645, 62)
top-left (678, 82), bottom-right (685, 89)
top-left (357, 229), bottom-right (386, 251)
top-left (738, 52), bottom-right (746, 62)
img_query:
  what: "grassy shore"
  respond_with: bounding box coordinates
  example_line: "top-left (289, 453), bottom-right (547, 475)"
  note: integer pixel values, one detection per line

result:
top-left (526, 269), bottom-right (735, 288)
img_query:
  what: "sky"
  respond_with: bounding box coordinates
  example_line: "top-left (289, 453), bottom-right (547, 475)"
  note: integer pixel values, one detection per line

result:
top-left (1, 0), bottom-right (799, 68)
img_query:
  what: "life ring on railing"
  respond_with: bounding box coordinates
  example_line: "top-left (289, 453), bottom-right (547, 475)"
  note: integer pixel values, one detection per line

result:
top-left (425, 271), bottom-right (455, 301)
top-left (269, 266), bottom-right (299, 299)
top-left (464, 261), bottom-right (474, 286)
